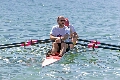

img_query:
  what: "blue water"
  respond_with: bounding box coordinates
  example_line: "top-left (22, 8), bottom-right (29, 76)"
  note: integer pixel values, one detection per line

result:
top-left (0, 0), bottom-right (120, 80)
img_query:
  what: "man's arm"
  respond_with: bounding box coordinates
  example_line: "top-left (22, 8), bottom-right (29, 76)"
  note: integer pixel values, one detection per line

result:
top-left (50, 34), bottom-right (58, 41)
top-left (70, 25), bottom-right (78, 38)
top-left (50, 34), bottom-right (69, 41)
top-left (73, 32), bottom-right (78, 38)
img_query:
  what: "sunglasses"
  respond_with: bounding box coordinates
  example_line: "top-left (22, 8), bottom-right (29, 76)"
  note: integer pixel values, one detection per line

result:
top-left (60, 20), bottom-right (65, 22)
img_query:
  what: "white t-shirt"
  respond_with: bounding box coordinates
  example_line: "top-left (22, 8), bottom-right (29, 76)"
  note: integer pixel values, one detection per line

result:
top-left (68, 24), bottom-right (76, 33)
top-left (50, 25), bottom-right (71, 42)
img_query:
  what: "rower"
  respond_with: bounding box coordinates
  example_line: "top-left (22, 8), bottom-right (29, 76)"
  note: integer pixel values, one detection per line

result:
top-left (65, 18), bottom-right (78, 48)
top-left (48, 16), bottom-right (71, 57)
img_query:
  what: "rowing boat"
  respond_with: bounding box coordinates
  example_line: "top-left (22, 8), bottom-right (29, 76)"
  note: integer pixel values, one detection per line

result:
top-left (42, 52), bottom-right (63, 67)
top-left (42, 42), bottom-right (71, 67)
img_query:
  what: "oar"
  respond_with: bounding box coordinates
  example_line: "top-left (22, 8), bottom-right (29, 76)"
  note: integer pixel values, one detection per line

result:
top-left (0, 39), bottom-right (51, 49)
top-left (1, 38), bottom-right (120, 51)
top-left (0, 39), bottom-right (72, 49)
top-left (78, 39), bottom-right (120, 48)
top-left (76, 43), bottom-right (120, 51)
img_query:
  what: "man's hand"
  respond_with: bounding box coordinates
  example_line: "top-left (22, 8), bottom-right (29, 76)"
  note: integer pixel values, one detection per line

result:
top-left (55, 37), bottom-right (60, 43)
top-left (63, 34), bottom-right (69, 40)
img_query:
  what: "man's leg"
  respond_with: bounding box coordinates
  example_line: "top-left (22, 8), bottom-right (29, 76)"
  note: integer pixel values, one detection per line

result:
top-left (70, 34), bottom-right (78, 48)
top-left (59, 43), bottom-right (66, 56)
top-left (51, 42), bottom-right (59, 55)
top-left (68, 37), bottom-right (77, 49)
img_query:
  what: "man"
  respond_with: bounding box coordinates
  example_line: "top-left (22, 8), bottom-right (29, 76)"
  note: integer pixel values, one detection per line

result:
top-left (49, 16), bottom-right (71, 57)
top-left (65, 18), bottom-right (78, 47)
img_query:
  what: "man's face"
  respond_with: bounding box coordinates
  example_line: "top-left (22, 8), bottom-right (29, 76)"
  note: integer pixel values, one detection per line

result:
top-left (57, 17), bottom-right (65, 26)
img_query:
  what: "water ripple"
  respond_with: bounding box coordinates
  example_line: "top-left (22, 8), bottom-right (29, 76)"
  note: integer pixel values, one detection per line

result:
top-left (0, 0), bottom-right (120, 80)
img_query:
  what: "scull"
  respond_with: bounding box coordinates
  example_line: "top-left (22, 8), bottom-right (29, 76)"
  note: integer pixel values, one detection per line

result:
top-left (42, 52), bottom-right (63, 67)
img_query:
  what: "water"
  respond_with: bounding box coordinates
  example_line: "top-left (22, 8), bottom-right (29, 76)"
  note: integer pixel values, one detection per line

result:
top-left (0, 0), bottom-right (120, 80)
